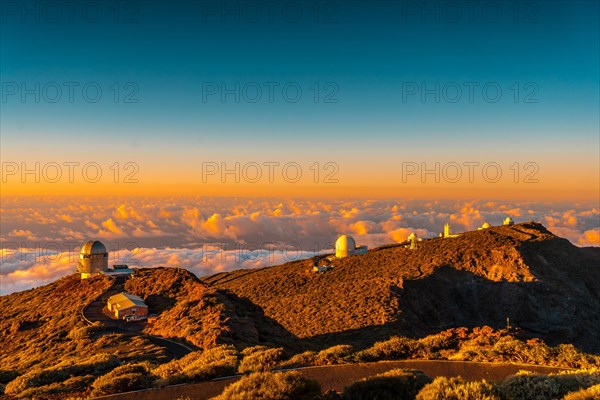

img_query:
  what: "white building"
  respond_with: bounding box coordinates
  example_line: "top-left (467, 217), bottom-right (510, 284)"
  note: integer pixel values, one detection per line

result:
top-left (503, 217), bottom-right (515, 226)
top-left (335, 235), bottom-right (368, 258)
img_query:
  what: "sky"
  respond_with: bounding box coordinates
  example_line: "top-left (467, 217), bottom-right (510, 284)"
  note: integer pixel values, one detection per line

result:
top-left (0, 1), bottom-right (599, 293)
top-left (1, 0), bottom-right (598, 198)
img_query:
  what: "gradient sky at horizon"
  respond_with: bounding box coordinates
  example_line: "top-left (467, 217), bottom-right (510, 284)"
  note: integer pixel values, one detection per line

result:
top-left (1, 0), bottom-right (599, 198)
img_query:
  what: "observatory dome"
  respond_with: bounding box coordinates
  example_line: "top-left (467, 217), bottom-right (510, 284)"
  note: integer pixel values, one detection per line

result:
top-left (80, 240), bottom-right (108, 256)
top-left (503, 217), bottom-right (514, 226)
top-left (77, 240), bottom-right (109, 278)
top-left (335, 235), bottom-right (356, 258)
top-left (482, 222), bottom-right (491, 229)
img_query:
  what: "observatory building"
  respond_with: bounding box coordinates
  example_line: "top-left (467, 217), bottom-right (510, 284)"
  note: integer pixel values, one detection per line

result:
top-left (439, 223), bottom-right (460, 238)
top-left (77, 240), bottom-right (109, 279)
top-left (503, 217), bottom-right (515, 226)
top-left (76, 240), bottom-right (134, 279)
top-left (335, 235), bottom-right (368, 258)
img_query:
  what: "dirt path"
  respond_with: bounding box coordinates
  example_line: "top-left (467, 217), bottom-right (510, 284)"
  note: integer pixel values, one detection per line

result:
top-left (92, 359), bottom-right (570, 400)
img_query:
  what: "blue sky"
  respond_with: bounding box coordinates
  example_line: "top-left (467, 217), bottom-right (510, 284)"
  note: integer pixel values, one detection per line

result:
top-left (1, 0), bottom-right (598, 197)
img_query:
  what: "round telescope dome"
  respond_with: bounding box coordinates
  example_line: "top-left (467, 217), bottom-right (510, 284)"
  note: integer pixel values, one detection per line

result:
top-left (335, 235), bottom-right (356, 258)
top-left (80, 240), bottom-right (108, 256)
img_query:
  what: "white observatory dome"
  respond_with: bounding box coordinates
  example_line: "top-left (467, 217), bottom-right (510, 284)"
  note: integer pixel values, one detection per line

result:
top-left (335, 235), bottom-right (356, 258)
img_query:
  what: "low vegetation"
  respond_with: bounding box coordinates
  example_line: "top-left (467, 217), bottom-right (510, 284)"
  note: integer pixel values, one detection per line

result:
top-left (90, 362), bottom-right (155, 396)
top-left (563, 384), bottom-right (600, 400)
top-left (238, 346), bottom-right (285, 373)
top-left (351, 327), bottom-right (600, 369)
top-left (212, 371), bottom-right (321, 400)
top-left (498, 368), bottom-right (600, 400)
top-left (416, 376), bottom-right (501, 400)
top-left (343, 368), bottom-right (431, 400)
top-left (4, 353), bottom-right (120, 398)
top-left (153, 345), bottom-right (239, 385)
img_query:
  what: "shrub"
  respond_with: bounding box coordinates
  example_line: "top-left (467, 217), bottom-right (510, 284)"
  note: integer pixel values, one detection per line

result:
top-left (355, 336), bottom-right (418, 362)
top-left (416, 376), bottom-right (501, 400)
top-left (343, 368), bottom-right (431, 400)
top-left (213, 371), bottom-right (321, 400)
top-left (498, 369), bottom-right (600, 400)
top-left (5, 369), bottom-right (71, 395)
top-left (498, 371), bottom-right (565, 400)
top-left (153, 345), bottom-right (238, 384)
top-left (238, 346), bottom-right (284, 373)
top-left (316, 345), bottom-right (354, 365)
top-left (279, 351), bottom-right (318, 368)
top-left (19, 375), bottom-right (95, 398)
top-left (563, 384), bottom-right (600, 400)
top-left (91, 364), bottom-right (155, 396)
top-left (5, 354), bottom-right (120, 397)
top-left (67, 322), bottom-right (105, 340)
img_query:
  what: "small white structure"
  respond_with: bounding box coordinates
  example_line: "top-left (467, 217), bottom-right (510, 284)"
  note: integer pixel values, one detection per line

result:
top-left (440, 223), bottom-right (460, 238)
top-left (335, 235), bottom-right (368, 258)
top-left (478, 222), bottom-right (491, 230)
top-left (503, 217), bottom-right (514, 226)
top-left (407, 233), bottom-right (422, 249)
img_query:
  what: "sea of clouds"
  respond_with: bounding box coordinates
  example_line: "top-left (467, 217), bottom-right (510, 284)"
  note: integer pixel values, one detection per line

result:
top-left (1, 196), bottom-right (598, 295)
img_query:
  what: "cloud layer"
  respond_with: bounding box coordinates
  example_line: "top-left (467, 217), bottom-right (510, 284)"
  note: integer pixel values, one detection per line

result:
top-left (1, 196), bottom-right (598, 295)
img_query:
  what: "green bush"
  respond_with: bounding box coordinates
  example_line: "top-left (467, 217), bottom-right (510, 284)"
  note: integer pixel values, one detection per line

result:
top-left (153, 345), bottom-right (238, 384)
top-left (343, 368), bottom-right (431, 400)
top-left (212, 371), bottom-right (321, 400)
top-left (238, 346), bottom-right (284, 373)
top-left (416, 376), bottom-right (500, 400)
top-left (563, 384), bottom-right (600, 400)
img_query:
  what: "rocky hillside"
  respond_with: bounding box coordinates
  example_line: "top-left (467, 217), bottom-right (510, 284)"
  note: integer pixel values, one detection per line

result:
top-left (0, 275), bottom-right (168, 374)
top-left (1, 222), bottom-right (598, 384)
top-left (123, 267), bottom-right (304, 352)
top-left (203, 223), bottom-right (600, 352)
